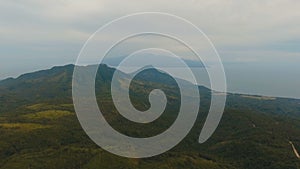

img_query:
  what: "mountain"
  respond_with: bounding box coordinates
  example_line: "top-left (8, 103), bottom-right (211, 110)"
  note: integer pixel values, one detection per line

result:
top-left (102, 55), bottom-right (205, 68)
top-left (0, 64), bottom-right (300, 169)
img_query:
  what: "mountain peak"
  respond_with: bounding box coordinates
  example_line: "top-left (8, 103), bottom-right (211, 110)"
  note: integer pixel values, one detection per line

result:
top-left (132, 65), bottom-right (166, 76)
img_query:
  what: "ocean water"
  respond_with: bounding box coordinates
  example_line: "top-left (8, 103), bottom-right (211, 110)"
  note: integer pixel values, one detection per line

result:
top-left (126, 62), bottom-right (300, 99)
top-left (189, 63), bottom-right (300, 99)
top-left (222, 63), bottom-right (300, 99)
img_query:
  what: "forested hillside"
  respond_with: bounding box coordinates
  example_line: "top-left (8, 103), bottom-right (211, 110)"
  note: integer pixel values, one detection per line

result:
top-left (0, 64), bottom-right (300, 169)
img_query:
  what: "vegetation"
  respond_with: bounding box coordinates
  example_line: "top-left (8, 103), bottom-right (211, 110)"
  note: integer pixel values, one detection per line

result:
top-left (23, 110), bottom-right (73, 120)
top-left (0, 64), bottom-right (300, 169)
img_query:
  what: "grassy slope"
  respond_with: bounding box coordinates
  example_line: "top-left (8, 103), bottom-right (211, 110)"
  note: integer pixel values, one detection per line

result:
top-left (0, 65), bottom-right (300, 168)
top-left (1, 102), bottom-right (300, 169)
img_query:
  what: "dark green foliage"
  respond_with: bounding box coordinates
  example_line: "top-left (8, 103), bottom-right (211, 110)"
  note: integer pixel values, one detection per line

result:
top-left (0, 64), bottom-right (300, 169)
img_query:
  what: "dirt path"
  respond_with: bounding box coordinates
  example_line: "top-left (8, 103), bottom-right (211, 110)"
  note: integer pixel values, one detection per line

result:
top-left (289, 141), bottom-right (300, 159)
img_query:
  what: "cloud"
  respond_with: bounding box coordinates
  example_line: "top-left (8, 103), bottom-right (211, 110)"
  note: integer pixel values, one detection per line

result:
top-left (0, 0), bottom-right (300, 78)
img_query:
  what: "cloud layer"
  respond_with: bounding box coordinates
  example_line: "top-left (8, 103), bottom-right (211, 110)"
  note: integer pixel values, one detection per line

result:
top-left (0, 0), bottom-right (300, 78)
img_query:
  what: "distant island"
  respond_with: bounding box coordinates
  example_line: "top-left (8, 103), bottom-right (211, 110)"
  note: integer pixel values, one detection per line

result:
top-left (102, 55), bottom-right (206, 68)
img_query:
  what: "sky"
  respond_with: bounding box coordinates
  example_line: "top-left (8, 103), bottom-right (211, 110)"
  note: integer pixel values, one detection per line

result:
top-left (0, 0), bottom-right (300, 79)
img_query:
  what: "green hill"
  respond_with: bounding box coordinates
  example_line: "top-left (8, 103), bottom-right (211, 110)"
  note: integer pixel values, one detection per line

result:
top-left (0, 64), bottom-right (300, 169)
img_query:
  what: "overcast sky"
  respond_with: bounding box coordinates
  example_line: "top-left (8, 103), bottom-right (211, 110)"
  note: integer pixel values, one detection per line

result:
top-left (1, 0), bottom-right (300, 79)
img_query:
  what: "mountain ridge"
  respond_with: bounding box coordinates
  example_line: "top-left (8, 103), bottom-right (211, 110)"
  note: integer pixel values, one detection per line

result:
top-left (0, 64), bottom-right (300, 168)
